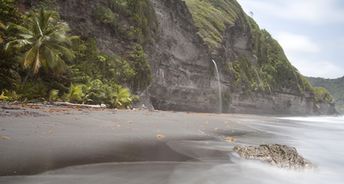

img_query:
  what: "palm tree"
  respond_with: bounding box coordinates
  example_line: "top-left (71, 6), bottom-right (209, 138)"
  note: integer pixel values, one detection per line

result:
top-left (5, 9), bottom-right (75, 75)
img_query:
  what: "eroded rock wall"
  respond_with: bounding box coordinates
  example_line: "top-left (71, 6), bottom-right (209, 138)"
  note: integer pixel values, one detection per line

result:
top-left (147, 0), bottom-right (223, 112)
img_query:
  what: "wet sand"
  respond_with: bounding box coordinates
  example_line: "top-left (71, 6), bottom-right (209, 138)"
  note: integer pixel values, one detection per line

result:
top-left (0, 104), bottom-right (268, 176)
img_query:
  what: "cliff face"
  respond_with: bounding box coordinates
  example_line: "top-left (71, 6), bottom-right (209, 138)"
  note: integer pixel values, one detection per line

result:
top-left (25, 0), bottom-right (336, 115)
top-left (146, 0), bottom-right (336, 115)
top-left (146, 0), bottom-right (220, 112)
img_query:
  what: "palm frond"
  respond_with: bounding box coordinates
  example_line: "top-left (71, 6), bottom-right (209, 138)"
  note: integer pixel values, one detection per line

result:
top-left (5, 39), bottom-right (32, 51)
top-left (33, 48), bottom-right (41, 74)
top-left (69, 35), bottom-right (80, 41)
top-left (42, 46), bottom-right (59, 68)
top-left (43, 45), bottom-right (66, 74)
top-left (0, 22), bottom-right (5, 44)
top-left (0, 21), bottom-right (5, 29)
top-left (23, 47), bottom-right (36, 69)
top-left (50, 43), bottom-right (75, 60)
top-left (39, 9), bottom-right (48, 31)
top-left (54, 57), bottom-right (66, 74)
top-left (6, 23), bottom-right (33, 35)
top-left (18, 33), bottom-right (34, 39)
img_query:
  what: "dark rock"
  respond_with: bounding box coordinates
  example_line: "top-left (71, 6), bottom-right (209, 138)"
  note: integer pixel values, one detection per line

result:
top-left (233, 144), bottom-right (314, 169)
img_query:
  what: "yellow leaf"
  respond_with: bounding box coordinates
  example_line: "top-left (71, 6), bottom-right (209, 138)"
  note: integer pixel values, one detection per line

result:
top-left (0, 92), bottom-right (9, 101)
top-left (0, 135), bottom-right (11, 141)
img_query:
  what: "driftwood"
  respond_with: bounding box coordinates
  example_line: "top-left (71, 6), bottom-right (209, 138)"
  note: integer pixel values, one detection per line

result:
top-left (52, 102), bottom-right (106, 109)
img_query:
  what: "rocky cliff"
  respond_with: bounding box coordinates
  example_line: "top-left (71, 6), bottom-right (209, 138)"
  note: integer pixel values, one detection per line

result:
top-left (147, 0), bottom-right (336, 115)
top-left (22, 0), bottom-right (336, 115)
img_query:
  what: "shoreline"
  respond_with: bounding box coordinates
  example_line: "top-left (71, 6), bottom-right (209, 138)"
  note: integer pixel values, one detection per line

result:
top-left (0, 103), bottom-right (338, 176)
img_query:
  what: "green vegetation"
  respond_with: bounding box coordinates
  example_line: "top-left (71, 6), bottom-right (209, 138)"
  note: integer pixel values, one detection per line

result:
top-left (308, 77), bottom-right (343, 112)
top-left (128, 44), bottom-right (152, 92)
top-left (0, 1), bottom-right (149, 108)
top-left (5, 9), bottom-right (75, 75)
top-left (0, 90), bottom-right (20, 101)
top-left (312, 87), bottom-right (333, 103)
top-left (94, 5), bottom-right (119, 30)
top-left (0, 21), bottom-right (5, 43)
top-left (245, 24), bottom-right (311, 94)
top-left (0, 0), bottom-right (20, 23)
top-left (0, 0), bottom-right (22, 90)
top-left (94, 0), bottom-right (157, 44)
top-left (61, 80), bottom-right (136, 108)
top-left (226, 57), bottom-right (272, 95)
top-left (184, 0), bottom-right (242, 49)
top-left (69, 38), bottom-right (136, 86)
top-left (92, 0), bottom-right (156, 91)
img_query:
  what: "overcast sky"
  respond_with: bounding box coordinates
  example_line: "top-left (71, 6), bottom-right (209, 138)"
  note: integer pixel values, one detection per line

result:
top-left (237, 0), bottom-right (344, 79)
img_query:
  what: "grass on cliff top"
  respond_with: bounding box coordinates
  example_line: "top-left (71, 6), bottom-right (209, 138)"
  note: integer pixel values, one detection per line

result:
top-left (183, 0), bottom-right (242, 49)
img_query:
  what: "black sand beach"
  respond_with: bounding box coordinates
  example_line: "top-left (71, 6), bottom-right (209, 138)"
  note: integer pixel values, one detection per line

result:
top-left (0, 104), bottom-right (265, 176)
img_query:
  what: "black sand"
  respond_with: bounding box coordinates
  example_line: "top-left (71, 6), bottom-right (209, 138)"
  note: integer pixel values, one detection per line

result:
top-left (0, 105), bottom-right (266, 176)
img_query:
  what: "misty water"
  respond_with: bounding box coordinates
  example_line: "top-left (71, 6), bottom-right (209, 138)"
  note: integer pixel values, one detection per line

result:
top-left (211, 59), bottom-right (223, 113)
top-left (2, 116), bottom-right (344, 184)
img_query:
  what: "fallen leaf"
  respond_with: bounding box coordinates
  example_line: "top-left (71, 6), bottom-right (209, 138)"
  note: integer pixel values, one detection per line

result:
top-left (224, 136), bottom-right (236, 143)
top-left (156, 133), bottom-right (166, 141)
top-left (0, 135), bottom-right (11, 140)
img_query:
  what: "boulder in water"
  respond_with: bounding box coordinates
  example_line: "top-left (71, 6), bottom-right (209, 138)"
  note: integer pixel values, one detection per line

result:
top-left (233, 144), bottom-right (313, 169)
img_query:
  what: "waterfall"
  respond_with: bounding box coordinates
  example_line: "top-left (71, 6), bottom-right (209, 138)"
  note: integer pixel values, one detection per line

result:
top-left (211, 59), bottom-right (222, 113)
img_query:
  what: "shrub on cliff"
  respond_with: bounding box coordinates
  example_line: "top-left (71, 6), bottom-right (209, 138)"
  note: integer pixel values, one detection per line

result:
top-left (313, 87), bottom-right (333, 103)
top-left (94, 5), bottom-right (119, 29)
